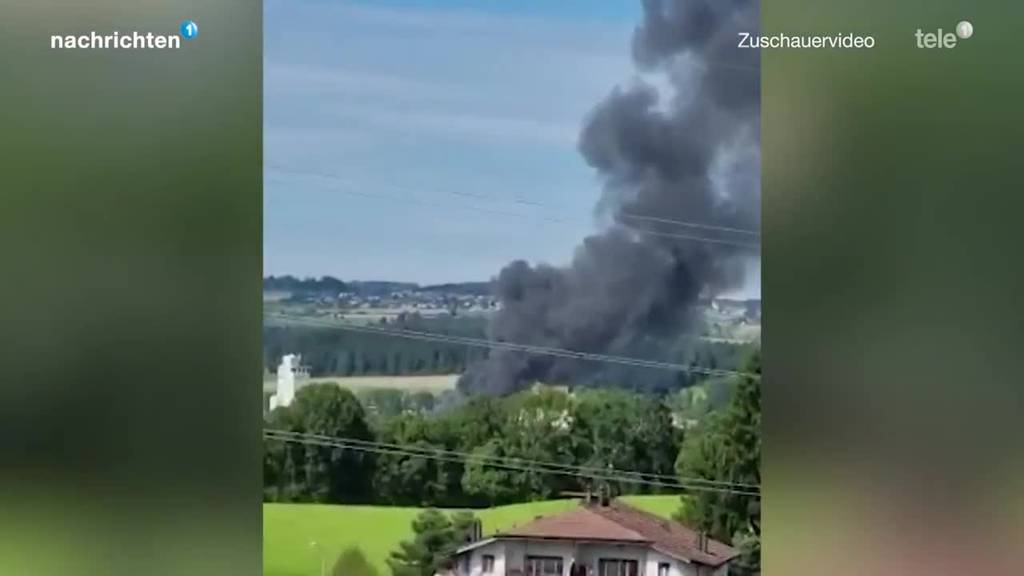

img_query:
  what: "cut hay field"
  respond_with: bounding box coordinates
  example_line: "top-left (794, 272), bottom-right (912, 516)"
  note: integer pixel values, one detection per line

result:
top-left (263, 495), bottom-right (681, 576)
top-left (309, 374), bottom-right (458, 393)
top-left (262, 374), bottom-right (459, 395)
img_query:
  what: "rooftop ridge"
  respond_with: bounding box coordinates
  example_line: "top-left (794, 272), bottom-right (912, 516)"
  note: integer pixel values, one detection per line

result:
top-left (487, 497), bottom-right (740, 568)
top-left (591, 497), bottom-right (740, 566)
top-left (497, 504), bottom-right (648, 542)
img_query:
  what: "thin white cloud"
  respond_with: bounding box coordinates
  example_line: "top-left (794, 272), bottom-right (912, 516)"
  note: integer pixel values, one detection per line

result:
top-left (331, 105), bottom-right (579, 148)
top-left (264, 0), bottom-right (637, 281)
top-left (267, 0), bottom-right (628, 36)
top-left (266, 62), bottom-right (470, 105)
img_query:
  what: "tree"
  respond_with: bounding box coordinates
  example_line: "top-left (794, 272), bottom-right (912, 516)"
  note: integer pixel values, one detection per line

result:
top-left (470, 389), bottom-right (577, 502)
top-left (460, 439), bottom-right (523, 505)
top-left (387, 509), bottom-right (475, 576)
top-left (441, 396), bottom-right (505, 451)
top-left (674, 350), bottom-right (761, 574)
top-left (374, 414), bottom-right (463, 506)
top-left (332, 547), bottom-right (379, 576)
top-left (358, 388), bottom-right (408, 422)
top-left (573, 389), bottom-right (679, 495)
top-left (408, 391), bottom-right (436, 413)
top-left (263, 384), bottom-right (376, 503)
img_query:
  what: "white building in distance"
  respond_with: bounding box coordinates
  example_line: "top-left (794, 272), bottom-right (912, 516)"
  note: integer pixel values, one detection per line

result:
top-left (269, 354), bottom-right (310, 410)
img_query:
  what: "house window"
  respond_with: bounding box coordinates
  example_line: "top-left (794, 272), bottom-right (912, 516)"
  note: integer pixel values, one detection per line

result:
top-left (658, 563), bottom-right (670, 576)
top-left (598, 559), bottom-right (638, 576)
top-left (483, 555), bottom-right (495, 574)
top-left (526, 556), bottom-right (563, 576)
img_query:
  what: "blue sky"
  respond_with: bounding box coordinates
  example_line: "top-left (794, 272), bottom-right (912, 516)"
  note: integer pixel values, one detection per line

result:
top-left (263, 0), bottom-right (759, 297)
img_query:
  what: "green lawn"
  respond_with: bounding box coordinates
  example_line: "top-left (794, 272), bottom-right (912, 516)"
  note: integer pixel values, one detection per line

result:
top-left (264, 495), bottom-right (681, 576)
top-left (618, 494), bottom-right (685, 519)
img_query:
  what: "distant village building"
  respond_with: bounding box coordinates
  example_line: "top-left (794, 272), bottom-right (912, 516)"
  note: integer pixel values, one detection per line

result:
top-left (268, 354), bottom-right (310, 410)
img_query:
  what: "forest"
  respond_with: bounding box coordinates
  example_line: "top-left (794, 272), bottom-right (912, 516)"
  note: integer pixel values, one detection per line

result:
top-left (263, 316), bottom-right (753, 389)
top-left (263, 352), bottom-right (760, 536)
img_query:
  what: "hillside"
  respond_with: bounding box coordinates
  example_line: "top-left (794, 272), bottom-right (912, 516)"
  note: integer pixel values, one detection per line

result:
top-left (264, 495), bottom-right (681, 576)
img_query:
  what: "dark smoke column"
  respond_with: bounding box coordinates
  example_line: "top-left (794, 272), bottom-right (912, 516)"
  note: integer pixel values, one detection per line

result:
top-left (459, 0), bottom-right (760, 395)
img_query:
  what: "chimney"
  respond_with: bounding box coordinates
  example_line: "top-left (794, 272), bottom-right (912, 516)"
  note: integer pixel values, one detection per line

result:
top-left (697, 532), bottom-right (708, 552)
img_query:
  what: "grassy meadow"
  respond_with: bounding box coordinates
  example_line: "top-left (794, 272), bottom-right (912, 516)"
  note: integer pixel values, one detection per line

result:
top-left (264, 495), bottom-right (681, 576)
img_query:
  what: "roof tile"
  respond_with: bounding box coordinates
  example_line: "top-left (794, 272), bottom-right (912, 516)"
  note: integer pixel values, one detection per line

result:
top-left (494, 500), bottom-right (739, 567)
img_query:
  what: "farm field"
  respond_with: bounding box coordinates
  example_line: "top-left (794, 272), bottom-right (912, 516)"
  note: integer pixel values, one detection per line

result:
top-left (263, 495), bottom-right (681, 576)
top-left (308, 374), bottom-right (458, 393)
top-left (263, 374), bottom-right (458, 395)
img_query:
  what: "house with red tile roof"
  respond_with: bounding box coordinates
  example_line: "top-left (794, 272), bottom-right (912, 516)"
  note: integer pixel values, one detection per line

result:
top-left (450, 499), bottom-right (739, 576)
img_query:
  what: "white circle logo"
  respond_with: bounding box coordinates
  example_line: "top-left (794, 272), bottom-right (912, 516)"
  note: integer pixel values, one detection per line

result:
top-left (956, 20), bottom-right (973, 39)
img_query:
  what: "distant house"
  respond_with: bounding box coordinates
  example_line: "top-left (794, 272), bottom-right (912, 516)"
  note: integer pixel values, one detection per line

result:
top-left (450, 500), bottom-right (738, 576)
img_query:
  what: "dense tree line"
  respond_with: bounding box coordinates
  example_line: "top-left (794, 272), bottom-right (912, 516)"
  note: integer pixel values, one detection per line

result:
top-left (263, 317), bottom-right (489, 376)
top-left (264, 349), bottom-right (761, 572)
top-left (264, 317), bottom-right (753, 391)
top-left (263, 385), bottom-right (376, 503)
top-left (263, 276), bottom-right (493, 297)
top-left (263, 384), bottom-right (682, 507)
top-left (264, 275), bottom-right (348, 294)
top-left (675, 351), bottom-right (761, 574)
top-left (356, 388), bottom-right (437, 425)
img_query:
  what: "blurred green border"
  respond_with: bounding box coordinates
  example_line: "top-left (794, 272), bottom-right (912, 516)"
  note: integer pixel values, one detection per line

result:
top-left (0, 2), bottom-right (262, 575)
top-left (764, 2), bottom-right (1024, 573)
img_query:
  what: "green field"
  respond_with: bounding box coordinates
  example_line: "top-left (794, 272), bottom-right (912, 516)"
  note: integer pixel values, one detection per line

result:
top-left (264, 495), bottom-right (681, 576)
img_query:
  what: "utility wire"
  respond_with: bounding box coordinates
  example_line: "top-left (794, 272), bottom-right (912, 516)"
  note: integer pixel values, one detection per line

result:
top-left (619, 212), bottom-right (760, 237)
top-left (263, 430), bottom-right (761, 497)
top-left (269, 164), bottom-right (759, 235)
top-left (266, 166), bottom-right (760, 248)
top-left (264, 313), bottom-right (760, 379)
top-left (266, 310), bottom-right (750, 346)
top-left (265, 429), bottom-right (759, 490)
top-left (622, 227), bottom-right (758, 249)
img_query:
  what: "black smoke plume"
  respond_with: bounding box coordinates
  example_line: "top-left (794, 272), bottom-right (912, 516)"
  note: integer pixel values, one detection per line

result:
top-left (459, 0), bottom-right (760, 395)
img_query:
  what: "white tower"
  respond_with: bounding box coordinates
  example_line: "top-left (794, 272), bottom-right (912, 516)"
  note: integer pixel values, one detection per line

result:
top-left (269, 354), bottom-right (308, 410)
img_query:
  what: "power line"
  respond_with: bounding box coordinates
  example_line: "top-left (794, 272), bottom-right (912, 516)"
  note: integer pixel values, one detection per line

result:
top-left (268, 165), bottom-right (760, 238)
top-left (263, 429), bottom-right (761, 497)
top-left (621, 227), bottom-right (758, 249)
top-left (264, 313), bottom-right (760, 379)
top-left (266, 166), bottom-right (760, 249)
top-left (265, 429), bottom-right (759, 490)
top-left (265, 313), bottom-right (756, 378)
top-left (619, 212), bottom-right (760, 237)
top-left (265, 310), bottom-right (749, 346)
top-left (266, 426), bottom-right (761, 494)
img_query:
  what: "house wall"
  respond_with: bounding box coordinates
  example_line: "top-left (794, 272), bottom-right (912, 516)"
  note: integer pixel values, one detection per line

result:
top-left (644, 548), bottom-right (699, 576)
top-left (574, 542), bottom-right (647, 575)
top-left (463, 541), bottom-right (507, 576)
top-left (459, 540), bottom-right (714, 576)
top-left (503, 539), bottom-right (574, 576)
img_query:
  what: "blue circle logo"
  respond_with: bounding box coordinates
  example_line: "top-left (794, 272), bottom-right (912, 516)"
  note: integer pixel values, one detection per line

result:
top-left (180, 20), bottom-right (199, 40)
